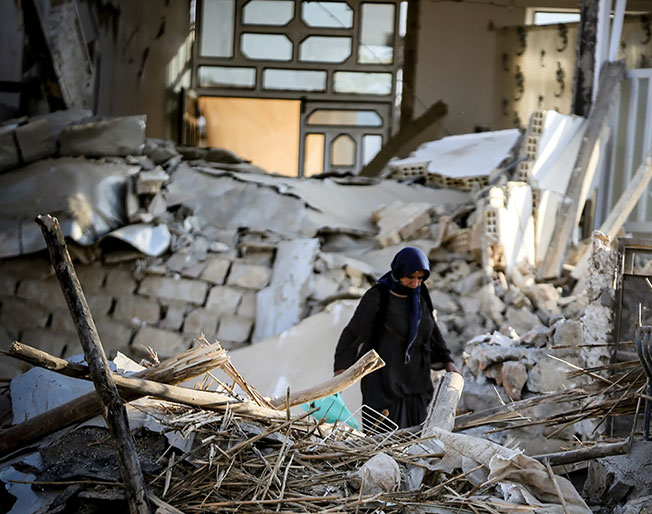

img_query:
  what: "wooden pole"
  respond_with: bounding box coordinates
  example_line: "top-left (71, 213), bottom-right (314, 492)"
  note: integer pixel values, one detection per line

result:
top-left (571, 0), bottom-right (598, 117)
top-left (35, 214), bottom-right (151, 514)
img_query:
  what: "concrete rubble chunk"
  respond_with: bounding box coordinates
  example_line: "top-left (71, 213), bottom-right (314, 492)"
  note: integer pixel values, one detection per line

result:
top-left (552, 319), bottom-right (583, 347)
top-left (349, 452), bottom-right (400, 494)
top-left (132, 326), bottom-right (188, 358)
top-left (15, 109), bottom-right (90, 163)
top-left (372, 201), bottom-right (431, 247)
top-left (521, 324), bottom-right (552, 347)
top-left (138, 276), bottom-right (208, 305)
top-left (501, 360), bottom-right (528, 400)
top-left (227, 262), bottom-right (272, 290)
top-left (309, 273), bottom-right (341, 302)
top-left (453, 269), bottom-right (487, 295)
top-left (59, 115), bottom-right (146, 157)
top-left (217, 315), bottom-right (254, 344)
top-left (136, 167), bottom-right (169, 195)
top-left (183, 308), bottom-right (218, 337)
top-left (526, 352), bottom-right (582, 394)
top-left (144, 138), bottom-right (181, 165)
top-left (0, 127), bottom-right (20, 172)
top-left (254, 238), bottom-right (319, 341)
top-left (503, 305), bottom-right (542, 337)
top-left (206, 286), bottom-right (243, 315)
top-left (430, 289), bottom-right (458, 314)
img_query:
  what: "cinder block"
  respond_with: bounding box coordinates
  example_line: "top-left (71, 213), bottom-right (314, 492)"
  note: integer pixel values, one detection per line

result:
top-left (217, 315), bottom-right (253, 344)
top-left (200, 257), bottom-right (231, 285)
top-left (138, 276), bottom-right (208, 305)
top-left (182, 308), bottom-right (218, 337)
top-left (236, 292), bottom-right (256, 318)
top-left (21, 329), bottom-right (73, 358)
top-left (227, 262), bottom-right (271, 290)
top-left (160, 303), bottom-right (186, 331)
top-left (132, 326), bottom-right (188, 359)
top-left (205, 286), bottom-right (243, 315)
top-left (75, 263), bottom-right (106, 294)
top-left (16, 278), bottom-right (66, 308)
top-left (113, 294), bottom-right (160, 326)
top-left (104, 268), bottom-right (138, 296)
top-left (94, 316), bottom-right (134, 356)
top-left (0, 297), bottom-right (50, 331)
top-left (86, 295), bottom-right (113, 317)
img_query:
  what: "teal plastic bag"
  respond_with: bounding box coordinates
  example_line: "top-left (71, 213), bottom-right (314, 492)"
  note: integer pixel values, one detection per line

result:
top-left (302, 393), bottom-right (360, 430)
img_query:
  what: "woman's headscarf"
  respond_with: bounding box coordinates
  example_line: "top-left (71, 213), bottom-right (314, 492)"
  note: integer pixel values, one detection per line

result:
top-left (376, 247), bottom-right (431, 363)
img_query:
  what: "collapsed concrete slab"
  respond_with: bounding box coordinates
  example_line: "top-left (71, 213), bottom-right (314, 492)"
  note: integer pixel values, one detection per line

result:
top-left (59, 115), bottom-right (146, 157)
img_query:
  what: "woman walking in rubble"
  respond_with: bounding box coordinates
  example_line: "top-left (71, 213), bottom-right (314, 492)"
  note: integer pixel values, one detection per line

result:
top-left (333, 246), bottom-right (458, 431)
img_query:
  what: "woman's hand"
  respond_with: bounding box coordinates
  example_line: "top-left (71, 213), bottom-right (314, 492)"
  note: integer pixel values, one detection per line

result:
top-left (444, 361), bottom-right (459, 374)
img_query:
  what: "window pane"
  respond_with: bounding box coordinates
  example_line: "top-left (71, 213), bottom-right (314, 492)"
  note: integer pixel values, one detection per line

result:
top-left (333, 72), bottom-right (392, 95)
top-left (299, 36), bottom-right (351, 63)
top-left (307, 109), bottom-right (382, 126)
top-left (302, 1), bottom-right (353, 28)
top-left (304, 133), bottom-right (324, 177)
top-left (533, 11), bottom-right (580, 25)
top-left (331, 134), bottom-right (356, 166)
top-left (243, 0), bottom-right (294, 25)
top-left (363, 134), bottom-right (382, 165)
top-left (241, 33), bottom-right (293, 61)
top-left (359, 3), bottom-right (395, 64)
top-left (199, 66), bottom-right (256, 88)
top-left (200, 0), bottom-right (235, 57)
top-left (263, 69), bottom-right (327, 91)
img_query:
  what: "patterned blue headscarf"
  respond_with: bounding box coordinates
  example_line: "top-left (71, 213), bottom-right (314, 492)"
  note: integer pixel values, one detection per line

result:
top-left (376, 247), bottom-right (431, 363)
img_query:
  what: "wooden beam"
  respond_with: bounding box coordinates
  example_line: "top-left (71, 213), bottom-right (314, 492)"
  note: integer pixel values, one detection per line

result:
top-left (399, 0), bottom-right (420, 131)
top-left (572, 0), bottom-right (598, 117)
top-left (539, 61), bottom-right (626, 279)
top-left (423, 372), bottom-right (464, 435)
top-left (35, 214), bottom-right (150, 514)
top-left (533, 439), bottom-right (630, 466)
top-left (359, 100), bottom-right (447, 177)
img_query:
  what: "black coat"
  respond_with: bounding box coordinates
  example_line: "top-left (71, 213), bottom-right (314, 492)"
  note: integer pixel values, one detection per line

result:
top-left (334, 283), bottom-right (453, 428)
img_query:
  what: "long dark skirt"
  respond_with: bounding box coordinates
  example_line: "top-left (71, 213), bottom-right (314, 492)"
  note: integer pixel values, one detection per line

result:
top-left (362, 392), bottom-right (432, 432)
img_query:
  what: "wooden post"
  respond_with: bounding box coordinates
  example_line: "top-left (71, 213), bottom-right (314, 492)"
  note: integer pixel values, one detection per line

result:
top-left (35, 214), bottom-right (150, 514)
top-left (539, 61), bottom-right (625, 279)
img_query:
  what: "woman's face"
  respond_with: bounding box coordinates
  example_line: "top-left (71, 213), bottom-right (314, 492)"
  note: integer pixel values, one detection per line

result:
top-left (399, 270), bottom-right (426, 289)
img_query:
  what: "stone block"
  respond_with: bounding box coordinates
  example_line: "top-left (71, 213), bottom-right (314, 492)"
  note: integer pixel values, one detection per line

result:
top-left (132, 326), bottom-right (188, 359)
top-left (21, 329), bottom-right (72, 358)
top-left (113, 294), bottom-right (161, 326)
top-left (206, 286), bottom-right (243, 315)
top-left (75, 263), bottom-right (106, 294)
top-left (1, 257), bottom-right (53, 281)
top-left (227, 262), bottom-right (271, 289)
top-left (16, 278), bottom-right (66, 309)
top-left (0, 297), bottom-right (50, 331)
top-left (501, 361), bottom-right (528, 400)
top-left (160, 303), bottom-right (187, 331)
top-left (242, 250), bottom-right (275, 267)
top-left (183, 308), bottom-right (218, 337)
top-left (526, 352), bottom-right (582, 394)
top-left (373, 201), bottom-right (431, 247)
top-left (217, 315), bottom-right (253, 343)
top-left (237, 291), bottom-right (257, 318)
top-left (50, 310), bottom-right (76, 335)
top-left (200, 257), bottom-right (231, 285)
top-left (138, 276), bottom-right (208, 305)
top-left (104, 268), bottom-right (138, 296)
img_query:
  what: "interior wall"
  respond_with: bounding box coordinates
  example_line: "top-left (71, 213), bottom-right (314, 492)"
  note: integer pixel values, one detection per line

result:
top-left (89, 0), bottom-right (192, 140)
top-left (414, 2), bottom-right (526, 136)
top-left (199, 97), bottom-right (301, 176)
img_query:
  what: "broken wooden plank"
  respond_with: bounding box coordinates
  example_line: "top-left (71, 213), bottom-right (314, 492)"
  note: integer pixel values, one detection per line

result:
top-left (533, 439), bottom-right (630, 466)
top-left (359, 100), bottom-right (447, 177)
top-left (540, 61), bottom-right (626, 279)
top-left (0, 343), bottom-right (227, 457)
top-left (36, 214), bottom-right (150, 514)
top-left (269, 349), bottom-right (385, 409)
